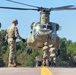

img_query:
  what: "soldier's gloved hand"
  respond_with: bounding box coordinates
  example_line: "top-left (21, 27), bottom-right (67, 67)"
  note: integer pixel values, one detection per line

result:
top-left (58, 49), bottom-right (60, 55)
top-left (5, 41), bottom-right (8, 45)
top-left (13, 37), bottom-right (17, 40)
top-left (22, 38), bottom-right (26, 42)
top-left (2, 37), bottom-right (5, 41)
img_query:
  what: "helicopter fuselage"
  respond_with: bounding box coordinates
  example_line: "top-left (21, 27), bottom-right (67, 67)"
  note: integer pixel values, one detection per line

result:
top-left (27, 21), bottom-right (60, 49)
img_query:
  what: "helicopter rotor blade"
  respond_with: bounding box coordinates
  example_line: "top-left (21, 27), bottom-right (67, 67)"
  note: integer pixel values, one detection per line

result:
top-left (6, 0), bottom-right (76, 11)
top-left (0, 6), bottom-right (38, 10)
top-left (51, 5), bottom-right (76, 11)
top-left (52, 5), bottom-right (74, 9)
top-left (6, 0), bottom-right (39, 8)
top-left (1, 1), bottom-right (76, 12)
top-left (0, 6), bottom-right (76, 11)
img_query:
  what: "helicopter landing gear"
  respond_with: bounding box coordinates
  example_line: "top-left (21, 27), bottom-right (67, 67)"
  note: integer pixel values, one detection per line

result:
top-left (26, 47), bottom-right (32, 55)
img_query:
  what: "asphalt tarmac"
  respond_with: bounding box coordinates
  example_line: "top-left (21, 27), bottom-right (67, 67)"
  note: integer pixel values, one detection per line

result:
top-left (0, 67), bottom-right (76, 75)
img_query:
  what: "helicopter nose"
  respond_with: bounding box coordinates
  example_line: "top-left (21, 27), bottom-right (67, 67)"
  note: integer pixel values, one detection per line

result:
top-left (38, 29), bottom-right (52, 35)
top-left (40, 29), bottom-right (51, 32)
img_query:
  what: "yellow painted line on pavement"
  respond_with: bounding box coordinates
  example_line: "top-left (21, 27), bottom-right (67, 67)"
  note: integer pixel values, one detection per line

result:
top-left (41, 66), bottom-right (53, 75)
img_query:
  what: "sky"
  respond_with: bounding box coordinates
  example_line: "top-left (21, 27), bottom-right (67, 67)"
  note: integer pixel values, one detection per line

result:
top-left (0, 0), bottom-right (76, 42)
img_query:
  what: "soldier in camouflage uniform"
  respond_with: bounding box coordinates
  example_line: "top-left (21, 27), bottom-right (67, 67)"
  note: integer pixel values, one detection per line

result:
top-left (42, 42), bottom-right (49, 66)
top-left (49, 44), bottom-right (57, 67)
top-left (35, 55), bottom-right (42, 67)
top-left (6, 19), bottom-right (26, 67)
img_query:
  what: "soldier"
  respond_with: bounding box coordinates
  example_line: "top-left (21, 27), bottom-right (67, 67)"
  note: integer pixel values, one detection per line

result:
top-left (49, 44), bottom-right (57, 67)
top-left (6, 19), bottom-right (26, 67)
top-left (35, 55), bottom-right (42, 67)
top-left (42, 42), bottom-right (49, 66)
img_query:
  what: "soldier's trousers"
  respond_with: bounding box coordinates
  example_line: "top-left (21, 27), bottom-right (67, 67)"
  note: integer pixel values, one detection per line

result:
top-left (43, 56), bottom-right (49, 66)
top-left (49, 56), bottom-right (56, 64)
top-left (52, 56), bottom-right (56, 63)
top-left (8, 38), bottom-right (16, 64)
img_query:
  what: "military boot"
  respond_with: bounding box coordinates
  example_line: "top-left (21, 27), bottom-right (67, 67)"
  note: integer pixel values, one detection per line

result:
top-left (42, 62), bottom-right (46, 66)
top-left (53, 62), bottom-right (56, 67)
top-left (8, 63), bottom-right (14, 67)
top-left (13, 57), bottom-right (17, 67)
top-left (13, 63), bottom-right (16, 67)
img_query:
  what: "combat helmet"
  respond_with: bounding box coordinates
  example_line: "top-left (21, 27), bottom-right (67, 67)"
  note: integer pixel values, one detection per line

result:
top-left (12, 19), bottom-right (18, 24)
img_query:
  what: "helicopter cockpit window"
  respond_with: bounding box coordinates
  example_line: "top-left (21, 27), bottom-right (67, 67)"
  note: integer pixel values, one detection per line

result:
top-left (35, 22), bottom-right (41, 31)
top-left (42, 25), bottom-right (53, 30)
top-left (33, 22), bottom-right (40, 35)
top-left (43, 25), bottom-right (46, 29)
top-left (47, 25), bottom-right (52, 30)
top-left (56, 24), bottom-right (59, 31)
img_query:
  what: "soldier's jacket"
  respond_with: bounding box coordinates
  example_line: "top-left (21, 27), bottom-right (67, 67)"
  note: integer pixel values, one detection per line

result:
top-left (42, 45), bottom-right (49, 57)
top-left (6, 24), bottom-right (22, 40)
top-left (49, 47), bottom-right (56, 57)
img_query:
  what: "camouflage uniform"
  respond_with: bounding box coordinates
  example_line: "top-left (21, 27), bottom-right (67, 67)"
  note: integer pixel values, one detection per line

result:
top-left (42, 42), bottom-right (49, 66)
top-left (6, 19), bottom-right (25, 67)
top-left (49, 44), bottom-right (56, 66)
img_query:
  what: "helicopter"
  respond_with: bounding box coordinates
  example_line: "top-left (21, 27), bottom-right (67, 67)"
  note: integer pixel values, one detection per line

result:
top-left (0, 0), bottom-right (76, 50)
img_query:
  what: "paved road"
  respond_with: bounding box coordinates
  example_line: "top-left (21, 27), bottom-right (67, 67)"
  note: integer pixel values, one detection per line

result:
top-left (48, 67), bottom-right (76, 75)
top-left (0, 67), bottom-right (76, 75)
